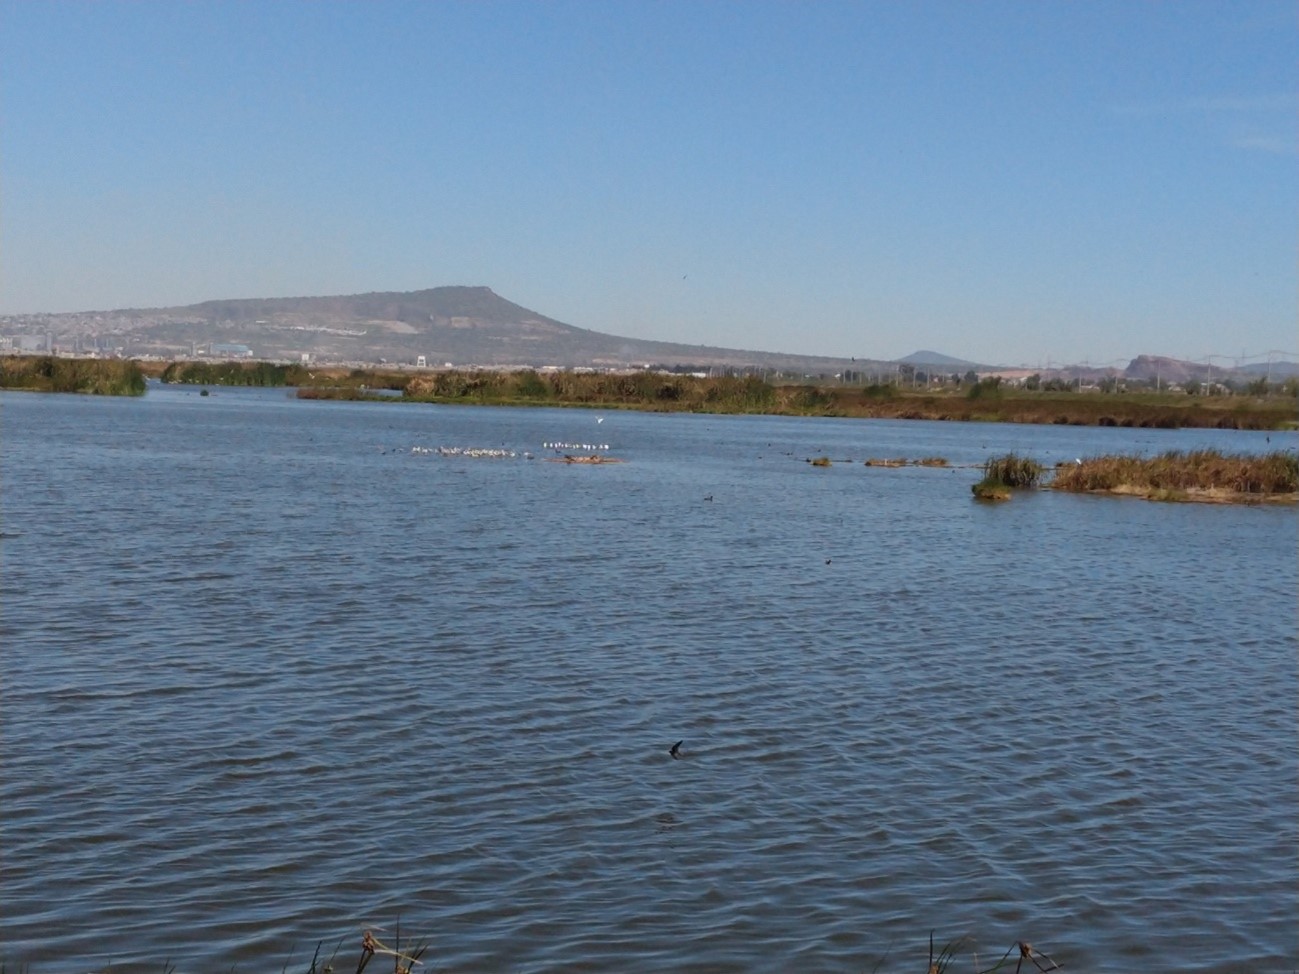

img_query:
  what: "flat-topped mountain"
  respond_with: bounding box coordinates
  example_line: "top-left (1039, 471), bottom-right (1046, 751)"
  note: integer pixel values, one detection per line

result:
top-left (7, 287), bottom-right (1286, 380)
top-left (0, 286), bottom-right (890, 373)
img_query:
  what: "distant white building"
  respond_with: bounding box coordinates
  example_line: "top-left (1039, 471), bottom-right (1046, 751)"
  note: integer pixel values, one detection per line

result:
top-left (208, 342), bottom-right (253, 358)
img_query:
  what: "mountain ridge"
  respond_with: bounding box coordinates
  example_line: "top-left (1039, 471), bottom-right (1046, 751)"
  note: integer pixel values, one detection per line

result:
top-left (2, 285), bottom-right (1291, 380)
top-left (0, 285), bottom-right (906, 372)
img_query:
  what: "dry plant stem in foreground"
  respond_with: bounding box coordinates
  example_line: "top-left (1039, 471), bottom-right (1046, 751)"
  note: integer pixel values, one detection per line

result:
top-left (922, 932), bottom-right (1062, 974)
top-left (354, 927), bottom-right (428, 974)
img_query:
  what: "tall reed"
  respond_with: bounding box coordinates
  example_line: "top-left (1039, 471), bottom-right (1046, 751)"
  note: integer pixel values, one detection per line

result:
top-left (981, 453), bottom-right (1045, 488)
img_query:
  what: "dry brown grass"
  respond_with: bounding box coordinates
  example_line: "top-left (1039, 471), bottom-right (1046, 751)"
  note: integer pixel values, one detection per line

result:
top-left (1050, 450), bottom-right (1298, 498)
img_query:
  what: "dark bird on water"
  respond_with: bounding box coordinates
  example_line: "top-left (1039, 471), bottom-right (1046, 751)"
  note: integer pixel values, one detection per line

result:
top-left (669, 740), bottom-right (683, 759)
top-left (704, 494), bottom-right (713, 502)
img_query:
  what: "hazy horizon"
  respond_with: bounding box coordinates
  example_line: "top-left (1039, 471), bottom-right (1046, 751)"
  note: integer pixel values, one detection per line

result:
top-left (2, 1), bottom-right (1294, 368)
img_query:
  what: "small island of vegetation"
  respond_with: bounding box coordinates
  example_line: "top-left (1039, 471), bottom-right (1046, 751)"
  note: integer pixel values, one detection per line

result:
top-left (1050, 449), bottom-right (1298, 504)
top-left (974, 449), bottom-right (1297, 504)
top-left (972, 454), bottom-right (1045, 500)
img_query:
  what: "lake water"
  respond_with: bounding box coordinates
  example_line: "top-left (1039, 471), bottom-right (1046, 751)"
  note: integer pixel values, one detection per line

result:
top-left (2, 385), bottom-right (1295, 973)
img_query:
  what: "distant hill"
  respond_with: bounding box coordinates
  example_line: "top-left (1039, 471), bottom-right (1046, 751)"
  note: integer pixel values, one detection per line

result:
top-left (6, 286), bottom-right (1285, 380)
top-left (896, 349), bottom-right (985, 370)
top-left (0, 285), bottom-right (892, 373)
top-left (1124, 355), bottom-right (1299, 383)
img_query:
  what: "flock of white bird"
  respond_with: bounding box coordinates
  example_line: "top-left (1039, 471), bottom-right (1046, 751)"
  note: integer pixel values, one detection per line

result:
top-left (542, 441), bottom-right (611, 452)
top-left (405, 441), bottom-right (612, 459)
top-left (410, 446), bottom-right (520, 458)
top-left (402, 419), bottom-right (612, 460)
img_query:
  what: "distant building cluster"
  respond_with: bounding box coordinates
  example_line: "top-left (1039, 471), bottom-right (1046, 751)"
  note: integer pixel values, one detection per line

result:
top-left (207, 342), bottom-right (253, 358)
top-left (0, 332), bottom-right (121, 356)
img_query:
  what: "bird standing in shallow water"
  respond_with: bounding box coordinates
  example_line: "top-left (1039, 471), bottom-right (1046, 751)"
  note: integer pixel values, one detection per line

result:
top-left (669, 740), bottom-right (683, 759)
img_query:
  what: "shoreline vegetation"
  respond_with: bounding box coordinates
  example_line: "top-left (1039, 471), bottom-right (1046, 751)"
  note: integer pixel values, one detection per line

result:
top-left (2, 356), bottom-right (1296, 430)
top-left (0, 355), bottom-right (146, 396)
top-left (973, 449), bottom-right (1298, 504)
top-left (303, 365), bottom-right (1297, 430)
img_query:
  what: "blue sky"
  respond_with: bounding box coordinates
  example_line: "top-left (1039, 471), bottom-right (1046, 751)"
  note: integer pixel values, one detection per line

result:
top-left (2, 1), bottom-right (1294, 366)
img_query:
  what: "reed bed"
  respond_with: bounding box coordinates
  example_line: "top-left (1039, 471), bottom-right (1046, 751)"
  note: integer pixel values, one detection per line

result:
top-left (402, 369), bottom-right (779, 412)
top-left (0, 355), bottom-right (145, 396)
top-left (160, 360), bottom-right (299, 387)
top-left (291, 364), bottom-right (1294, 428)
top-left (970, 453), bottom-right (1044, 500)
top-left (981, 454), bottom-right (1045, 488)
top-left (1051, 450), bottom-right (1298, 497)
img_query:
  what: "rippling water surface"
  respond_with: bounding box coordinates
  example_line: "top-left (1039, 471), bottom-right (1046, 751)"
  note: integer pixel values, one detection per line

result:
top-left (3, 386), bottom-right (1296, 972)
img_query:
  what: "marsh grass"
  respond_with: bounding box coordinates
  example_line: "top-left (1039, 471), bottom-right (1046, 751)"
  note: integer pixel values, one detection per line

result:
top-left (160, 361), bottom-right (303, 387)
top-left (0, 356), bottom-right (145, 396)
top-left (276, 363), bottom-right (1298, 428)
top-left (1051, 450), bottom-right (1298, 497)
top-left (402, 369), bottom-right (778, 412)
top-left (970, 453), bottom-right (1044, 500)
top-left (981, 454), bottom-right (1045, 488)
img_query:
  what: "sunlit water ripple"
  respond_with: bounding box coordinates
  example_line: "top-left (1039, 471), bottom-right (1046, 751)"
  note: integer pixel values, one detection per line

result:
top-left (2, 386), bottom-right (1295, 972)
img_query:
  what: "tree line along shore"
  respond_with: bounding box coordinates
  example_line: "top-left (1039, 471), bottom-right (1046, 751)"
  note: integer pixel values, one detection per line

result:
top-left (2, 355), bottom-right (1296, 431)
